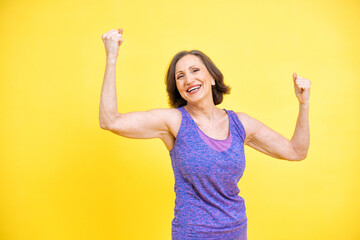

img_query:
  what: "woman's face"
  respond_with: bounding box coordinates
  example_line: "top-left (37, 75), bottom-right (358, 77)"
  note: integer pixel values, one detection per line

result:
top-left (175, 54), bottom-right (215, 105)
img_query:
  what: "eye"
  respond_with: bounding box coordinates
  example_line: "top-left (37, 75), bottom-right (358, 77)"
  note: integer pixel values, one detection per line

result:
top-left (176, 74), bottom-right (183, 80)
top-left (193, 68), bottom-right (199, 72)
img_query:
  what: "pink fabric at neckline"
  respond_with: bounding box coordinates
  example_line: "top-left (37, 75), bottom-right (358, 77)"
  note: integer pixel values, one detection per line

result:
top-left (197, 127), bottom-right (232, 152)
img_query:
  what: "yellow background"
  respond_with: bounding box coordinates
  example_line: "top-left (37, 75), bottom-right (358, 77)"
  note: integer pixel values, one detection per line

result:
top-left (1, 0), bottom-right (359, 239)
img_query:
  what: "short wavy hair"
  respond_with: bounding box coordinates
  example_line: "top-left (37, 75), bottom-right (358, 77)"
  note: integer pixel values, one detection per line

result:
top-left (165, 50), bottom-right (231, 108)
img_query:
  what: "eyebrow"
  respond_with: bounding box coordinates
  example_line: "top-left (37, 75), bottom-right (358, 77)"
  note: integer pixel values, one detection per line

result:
top-left (175, 65), bottom-right (197, 75)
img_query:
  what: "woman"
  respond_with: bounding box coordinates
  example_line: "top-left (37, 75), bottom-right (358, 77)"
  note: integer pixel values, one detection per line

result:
top-left (99, 28), bottom-right (311, 240)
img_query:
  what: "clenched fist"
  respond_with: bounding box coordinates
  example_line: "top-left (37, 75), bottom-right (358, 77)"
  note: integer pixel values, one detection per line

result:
top-left (293, 73), bottom-right (311, 105)
top-left (101, 28), bottom-right (124, 58)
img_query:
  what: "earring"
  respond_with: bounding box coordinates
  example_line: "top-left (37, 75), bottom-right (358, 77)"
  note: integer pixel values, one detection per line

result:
top-left (212, 79), bottom-right (216, 86)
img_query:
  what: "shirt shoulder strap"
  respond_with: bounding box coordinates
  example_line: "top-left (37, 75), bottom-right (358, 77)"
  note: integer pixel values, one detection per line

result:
top-left (227, 110), bottom-right (246, 142)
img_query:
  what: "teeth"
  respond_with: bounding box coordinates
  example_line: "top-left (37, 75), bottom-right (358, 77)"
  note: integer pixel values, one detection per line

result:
top-left (188, 86), bottom-right (201, 92)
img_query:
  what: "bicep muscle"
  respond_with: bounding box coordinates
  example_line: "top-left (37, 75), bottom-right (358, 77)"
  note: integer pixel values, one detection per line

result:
top-left (238, 113), bottom-right (298, 161)
top-left (106, 109), bottom-right (174, 139)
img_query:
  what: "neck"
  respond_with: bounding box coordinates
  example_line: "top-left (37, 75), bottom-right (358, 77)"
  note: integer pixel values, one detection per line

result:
top-left (185, 101), bottom-right (219, 122)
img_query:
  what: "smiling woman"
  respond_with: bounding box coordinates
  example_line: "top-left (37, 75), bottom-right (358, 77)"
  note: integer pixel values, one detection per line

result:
top-left (165, 50), bottom-right (231, 108)
top-left (99, 28), bottom-right (311, 240)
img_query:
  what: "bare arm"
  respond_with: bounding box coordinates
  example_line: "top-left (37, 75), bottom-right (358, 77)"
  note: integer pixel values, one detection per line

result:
top-left (99, 28), bottom-right (123, 129)
top-left (239, 73), bottom-right (311, 161)
top-left (98, 28), bottom-right (179, 150)
top-left (99, 59), bottom-right (172, 139)
top-left (290, 103), bottom-right (310, 159)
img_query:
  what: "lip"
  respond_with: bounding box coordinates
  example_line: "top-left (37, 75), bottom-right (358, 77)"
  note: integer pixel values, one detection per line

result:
top-left (186, 84), bottom-right (202, 92)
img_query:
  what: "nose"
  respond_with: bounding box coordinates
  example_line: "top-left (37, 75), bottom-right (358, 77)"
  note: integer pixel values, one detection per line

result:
top-left (184, 73), bottom-right (195, 85)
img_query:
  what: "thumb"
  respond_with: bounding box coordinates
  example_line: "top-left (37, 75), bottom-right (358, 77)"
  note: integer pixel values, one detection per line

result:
top-left (293, 72), bottom-right (297, 82)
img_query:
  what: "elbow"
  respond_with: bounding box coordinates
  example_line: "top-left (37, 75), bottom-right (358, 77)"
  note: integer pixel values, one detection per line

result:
top-left (100, 122), bottom-right (109, 130)
top-left (289, 142), bottom-right (309, 161)
top-left (99, 112), bottom-right (119, 130)
top-left (291, 152), bottom-right (308, 161)
top-left (99, 118), bottom-right (113, 130)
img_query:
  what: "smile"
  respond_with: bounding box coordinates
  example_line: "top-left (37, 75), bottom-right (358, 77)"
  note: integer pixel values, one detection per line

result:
top-left (187, 85), bottom-right (201, 93)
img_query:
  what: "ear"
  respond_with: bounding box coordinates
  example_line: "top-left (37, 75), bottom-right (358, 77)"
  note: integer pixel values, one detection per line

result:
top-left (211, 79), bottom-right (216, 86)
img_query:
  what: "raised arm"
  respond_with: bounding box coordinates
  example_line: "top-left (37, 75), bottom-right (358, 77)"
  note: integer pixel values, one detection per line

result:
top-left (99, 28), bottom-right (180, 150)
top-left (239, 73), bottom-right (311, 161)
top-left (99, 28), bottom-right (123, 129)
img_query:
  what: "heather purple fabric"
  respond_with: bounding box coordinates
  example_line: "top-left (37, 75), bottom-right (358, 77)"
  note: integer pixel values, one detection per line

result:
top-left (197, 127), bottom-right (232, 152)
top-left (169, 106), bottom-right (247, 240)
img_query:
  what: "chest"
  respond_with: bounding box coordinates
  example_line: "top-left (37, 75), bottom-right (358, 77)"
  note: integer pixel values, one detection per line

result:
top-left (194, 118), bottom-right (229, 140)
top-left (172, 132), bottom-right (246, 182)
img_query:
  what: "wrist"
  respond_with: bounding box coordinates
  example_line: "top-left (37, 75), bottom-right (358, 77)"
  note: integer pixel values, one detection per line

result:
top-left (106, 55), bottom-right (118, 64)
top-left (299, 102), bottom-right (309, 109)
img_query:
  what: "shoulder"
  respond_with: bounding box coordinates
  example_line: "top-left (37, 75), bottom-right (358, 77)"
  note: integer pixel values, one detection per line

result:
top-left (235, 112), bottom-right (252, 124)
top-left (167, 108), bottom-right (183, 131)
top-left (235, 112), bottom-right (275, 143)
top-left (144, 108), bottom-right (182, 125)
top-left (151, 108), bottom-right (182, 137)
top-left (147, 107), bottom-right (181, 116)
top-left (153, 107), bottom-right (182, 120)
top-left (234, 112), bottom-right (258, 143)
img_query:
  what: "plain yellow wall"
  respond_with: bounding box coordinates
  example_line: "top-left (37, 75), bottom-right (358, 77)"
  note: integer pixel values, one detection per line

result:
top-left (1, 0), bottom-right (359, 239)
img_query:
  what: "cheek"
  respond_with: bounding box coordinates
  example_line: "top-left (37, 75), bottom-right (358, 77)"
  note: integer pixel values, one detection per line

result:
top-left (175, 81), bottom-right (184, 92)
top-left (176, 83), bottom-right (189, 100)
top-left (175, 83), bottom-right (184, 97)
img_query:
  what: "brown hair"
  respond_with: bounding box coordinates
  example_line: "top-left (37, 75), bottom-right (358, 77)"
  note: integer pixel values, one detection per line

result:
top-left (165, 50), bottom-right (231, 108)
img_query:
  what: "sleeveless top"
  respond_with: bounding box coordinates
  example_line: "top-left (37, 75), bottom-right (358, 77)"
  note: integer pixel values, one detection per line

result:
top-left (169, 106), bottom-right (247, 240)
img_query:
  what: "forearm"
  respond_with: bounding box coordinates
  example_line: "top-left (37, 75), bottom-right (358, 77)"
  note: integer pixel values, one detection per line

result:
top-left (290, 103), bottom-right (310, 160)
top-left (99, 56), bottom-right (119, 128)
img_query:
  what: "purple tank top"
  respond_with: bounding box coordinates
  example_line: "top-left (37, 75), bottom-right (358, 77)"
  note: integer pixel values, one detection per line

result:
top-left (169, 107), bottom-right (247, 240)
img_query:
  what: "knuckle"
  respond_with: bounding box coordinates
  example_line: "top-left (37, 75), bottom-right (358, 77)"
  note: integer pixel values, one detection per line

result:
top-left (111, 36), bottom-right (119, 41)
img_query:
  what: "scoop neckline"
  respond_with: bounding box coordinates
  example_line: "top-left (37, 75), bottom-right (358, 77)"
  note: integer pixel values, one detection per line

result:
top-left (182, 106), bottom-right (231, 142)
